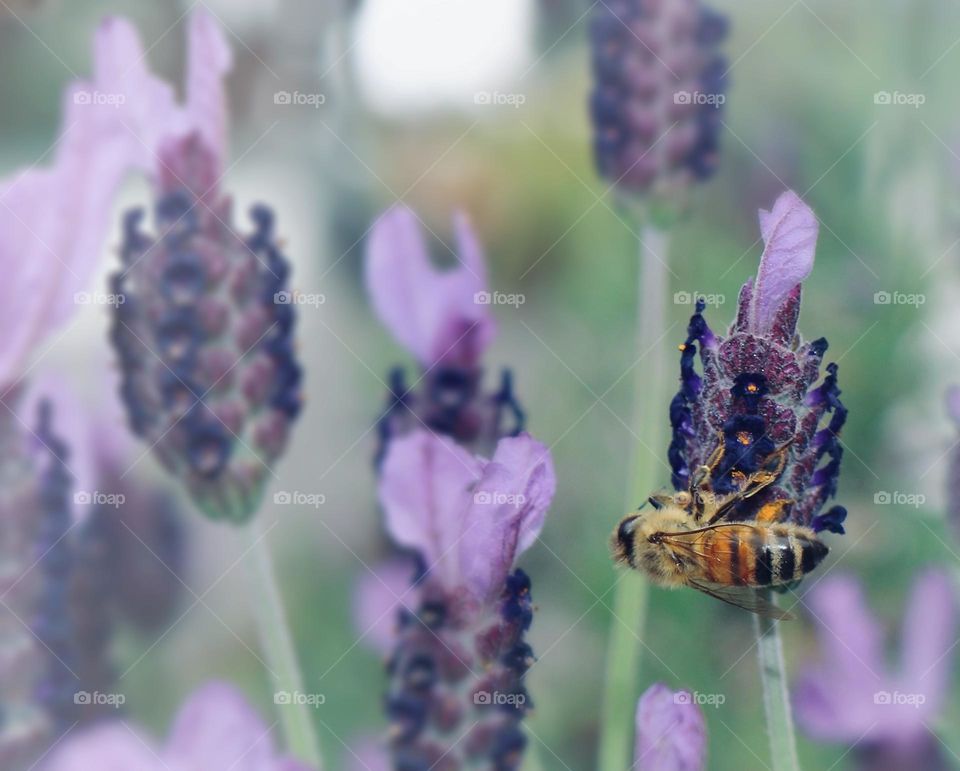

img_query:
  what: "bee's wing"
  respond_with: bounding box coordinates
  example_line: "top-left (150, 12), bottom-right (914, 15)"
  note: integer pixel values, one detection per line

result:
top-left (688, 580), bottom-right (795, 620)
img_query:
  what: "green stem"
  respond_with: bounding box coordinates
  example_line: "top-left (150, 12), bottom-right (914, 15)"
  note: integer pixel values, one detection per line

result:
top-left (598, 223), bottom-right (671, 771)
top-left (754, 591), bottom-right (801, 771)
top-left (246, 519), bottom-right (324, 769)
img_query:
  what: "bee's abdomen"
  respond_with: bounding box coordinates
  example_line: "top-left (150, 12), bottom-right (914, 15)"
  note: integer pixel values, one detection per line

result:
top-left (702, 526), bottom-right (828, 586)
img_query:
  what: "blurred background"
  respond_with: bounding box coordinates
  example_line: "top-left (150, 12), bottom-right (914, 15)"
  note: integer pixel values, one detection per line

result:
top-left (2, 0), bottom-right (960, 768)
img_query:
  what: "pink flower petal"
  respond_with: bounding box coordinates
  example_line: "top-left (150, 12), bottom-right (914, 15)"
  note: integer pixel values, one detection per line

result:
top-left (946, 385), bottom-right (960, 426)
top-left (164, 682), bottom-right (278, 771)
top-left (898, 569), bottom-right (956, 715)
top-left (41, 724), bottom-right (163, 771)
top-left (365, 206), bottom-right (494, 368)
top-left (186, 9), bottom-right (233, 173)
top-left (378, 430), bottom-right (483, 587)
top-left (750, 190), bottom-right (818, 334)
top-left (353, 558), bottom-right (418, 654)
top-left (634, 683), bottom-right (707, 771)
top-left (459, 433), bottom-right (556, 602)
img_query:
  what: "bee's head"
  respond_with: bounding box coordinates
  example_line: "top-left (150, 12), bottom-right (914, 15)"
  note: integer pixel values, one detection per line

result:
top-left (611, 512), bottom-right (645, 568)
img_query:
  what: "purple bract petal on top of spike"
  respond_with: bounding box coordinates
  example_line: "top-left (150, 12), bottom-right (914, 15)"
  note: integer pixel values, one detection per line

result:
top-left (634, 683), bottom-right (707, 771)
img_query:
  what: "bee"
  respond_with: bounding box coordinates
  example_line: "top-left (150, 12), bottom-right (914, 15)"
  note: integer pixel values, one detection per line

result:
top-left (611, 438), bottom-right (829, 619)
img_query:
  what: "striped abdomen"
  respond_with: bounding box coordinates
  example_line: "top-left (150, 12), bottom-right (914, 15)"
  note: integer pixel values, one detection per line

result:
top-left (696, 524), bottom-right (828, 587)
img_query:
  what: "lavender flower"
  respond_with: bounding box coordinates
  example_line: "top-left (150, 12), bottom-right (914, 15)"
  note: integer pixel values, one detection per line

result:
top-left (794, 571), bottom-right (956, 770)
top-left (945, 385), bottom-right (960, 543)
top-left (366, 206), bottom-right (524, 462)
top-left (41, 681), bottom-right (316, 771)
top-left (108, 14), bottom-right (302, 522)
top-left (634, 683), bottom-right (707, 771)
top-left (590, 0), bottom-right (728, 203)
top-left (668, 190), bottom-right (848, 534)
top-left (377, 429), bottom-right (556, 769)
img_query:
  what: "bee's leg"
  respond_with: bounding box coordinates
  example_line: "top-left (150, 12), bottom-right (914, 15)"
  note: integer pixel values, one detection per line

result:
top-left (755, 498), bottom-right (796, 524)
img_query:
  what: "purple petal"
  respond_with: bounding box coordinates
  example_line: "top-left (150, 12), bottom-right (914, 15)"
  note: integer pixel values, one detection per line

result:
top-left (899, 569), bottom-right (956, 715)
top-left (365, 206), bottom-right (494, 368)
top-left (946, 385), bottom-right (960, 426)
top-left (634, 683), bottom-right (707, 771)
top-left (353, 558), bottom-right (418, 654)
top-left (459, 433), bottom-right (556, 602)
top-left (164, 682), bottom-right (279, 771)
top-left (346, 739), bottom-right (391, 771)
top-left (378, 430), bottom-right (482, 587)
top-left (41, 724), bottom-right (162, 771)
top-left (185, 9), bottom-right (233, 172)
top-left (750, 190), bottom-right (818, 335)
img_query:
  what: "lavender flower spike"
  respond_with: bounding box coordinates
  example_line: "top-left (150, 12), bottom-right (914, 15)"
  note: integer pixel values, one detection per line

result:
top-left (109, 16), bottom-right (301, 522)
top-left (794, 571), bottom-right (956, 770)
top-left (41, 681), bottom-right (316, 771)
top-left (635, 683), bottom-right (707, 771)
top-left (668, 190), bottom-right (847, 535)
top-left (590, 0), bottom-right (728, 206)
top-left (378, 430), bottom-right (556, 769)
top-left (367, 206), bottom-right (524, 461)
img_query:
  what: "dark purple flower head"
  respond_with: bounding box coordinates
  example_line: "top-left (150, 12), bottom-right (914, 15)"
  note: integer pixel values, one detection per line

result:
top-left (794, 571), bottom-right (956, 769)
top-left (590, 0), bottom-right (728, 202)
top-left (377, 430), bottom-right (555, 769)
top-left (367, 206), bottom-right (524, 462)
top-left (109, 18), bottom-right (301, 523)
top-left (668, 191), bottom-right (847, 534)
top-left (634, 683), bottom-right (707, 771)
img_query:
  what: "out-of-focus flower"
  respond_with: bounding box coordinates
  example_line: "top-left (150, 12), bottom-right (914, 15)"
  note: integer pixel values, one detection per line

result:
top-left (107, 14), bottom-right (302, 522)
top-left (945, 386), bottom-right (960, 544)
top-left (589, 0), bottom-right (728, 207)
top-left (366, 206), bottom-right (524, 463)
top-left (668, 190), bottom-right (848, 534)
top-left (41, 681), bottom-right (316, 771)
top-left (634, 683), bottom-right (707, 771)
top-left (352, 558), bottom-right (417, 655)
top-left (794, 571), bottom-right (956, 770)
top-left (377, 429), bottom-right (556, 769)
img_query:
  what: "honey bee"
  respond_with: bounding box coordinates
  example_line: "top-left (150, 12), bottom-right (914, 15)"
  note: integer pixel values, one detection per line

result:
top-left (611, 438), bottom-right (829, 619)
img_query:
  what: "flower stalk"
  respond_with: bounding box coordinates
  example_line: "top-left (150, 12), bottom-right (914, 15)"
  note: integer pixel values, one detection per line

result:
top-left (246, 519), bottom-right (324, 769)
top-left (754, 592), bottom-right (800, 771)
top-left (598, 222), bottom-right (671, 771)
